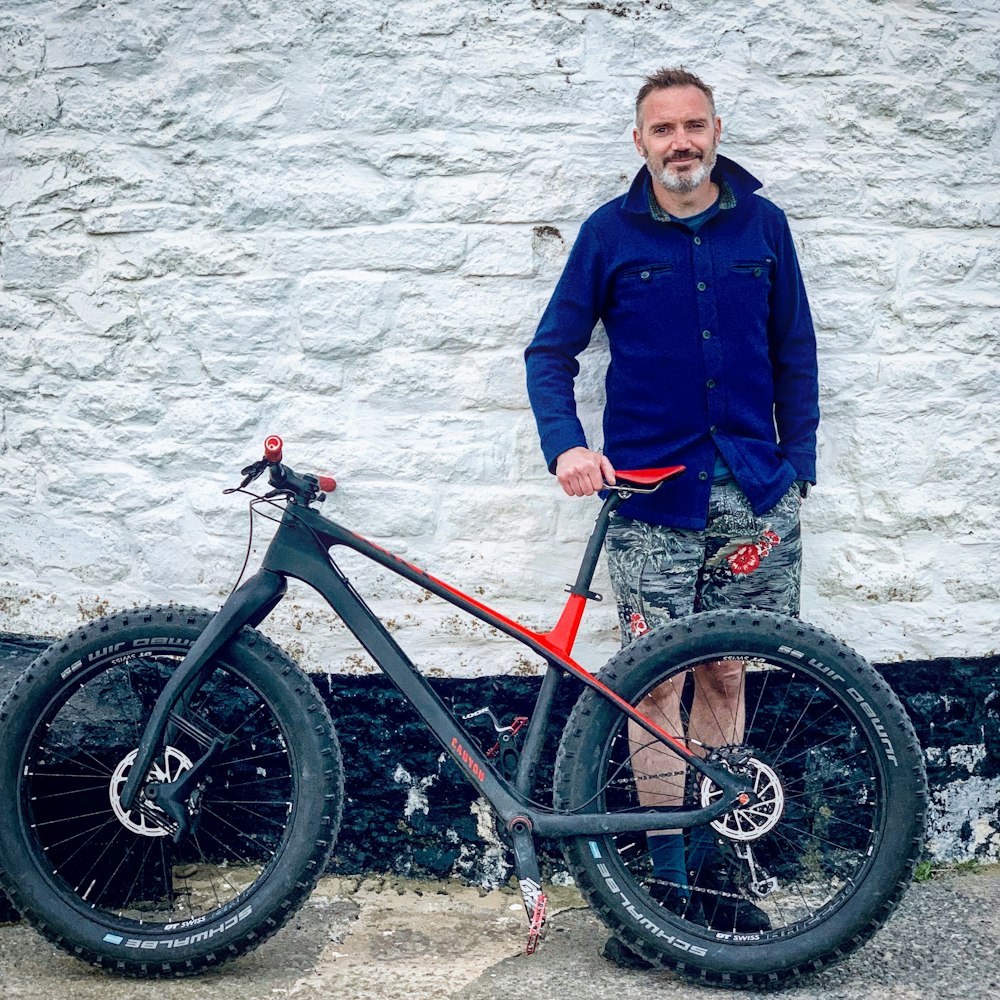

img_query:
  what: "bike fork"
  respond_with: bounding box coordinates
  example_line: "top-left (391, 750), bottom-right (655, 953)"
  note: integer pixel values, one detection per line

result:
top-left (508, 817), bottom-right (547, 954)
top-left (117, 569), bottom-right (287, 817)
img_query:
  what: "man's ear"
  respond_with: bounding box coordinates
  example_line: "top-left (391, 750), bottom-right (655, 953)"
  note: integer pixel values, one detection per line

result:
top-left (632, 127), bottom-right (644, 157)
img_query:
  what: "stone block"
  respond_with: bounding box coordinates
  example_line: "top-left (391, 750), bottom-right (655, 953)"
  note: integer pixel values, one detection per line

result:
top-left (211, 159), bottom-right (412, 229)
top-left (813, 534), bottom-right (932, 604)
top-left (439, 489), bottom-right (560, 543)
top-left (0, 16), bottom-right (45, 79)
top-left (799, 232), bottom-right (897, 290)
top-left (270, 226), bottom-right (468, 274)
top-left (461, 228), bottom-right (537, 277)
top-left (333, 483), bottom-right (438, 539)
top-left (748, 0), bottom-right (881, 77)
top-left (390, 275), bottom-right (544, 353)
top-left (0, 291), bottom-right (54, 332)
top-left (299, 273), bottom-right (400, 360)
top-left (136, 275), bottom-right (297, 349)
top-left (84, 205), bottom-right (205, 235)
top-left (2, 240), bottom-right (95, 290)
top-left (0, 82), bottom-right (61, 133)
top-left (340, 346), bottom-right (461, 407)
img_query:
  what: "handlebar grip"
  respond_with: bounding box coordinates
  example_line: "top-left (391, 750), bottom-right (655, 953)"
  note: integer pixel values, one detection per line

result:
top-left (318, 475), bottom-right (337, 493)
top-left (263, 435), bottom-right (283, 463)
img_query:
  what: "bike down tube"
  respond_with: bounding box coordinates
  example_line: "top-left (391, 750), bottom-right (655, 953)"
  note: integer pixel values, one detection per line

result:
top-left (261, 502), bottom-right (753, 824)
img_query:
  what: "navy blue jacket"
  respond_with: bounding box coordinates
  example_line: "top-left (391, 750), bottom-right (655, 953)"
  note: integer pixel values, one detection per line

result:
top-left (525, 156), bottom-right (819, 529)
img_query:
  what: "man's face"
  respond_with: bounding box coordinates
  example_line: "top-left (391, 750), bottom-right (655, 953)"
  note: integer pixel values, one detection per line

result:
top-left (633, 85), bottom-right (722, 194)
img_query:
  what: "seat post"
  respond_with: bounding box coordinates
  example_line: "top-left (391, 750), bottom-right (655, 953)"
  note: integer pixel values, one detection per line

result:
top-left (568, 491), bottom-right (626, 600)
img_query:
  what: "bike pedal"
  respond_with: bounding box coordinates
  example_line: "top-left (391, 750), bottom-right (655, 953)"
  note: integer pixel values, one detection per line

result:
top-left (525, 892), bottom-right (548, 955)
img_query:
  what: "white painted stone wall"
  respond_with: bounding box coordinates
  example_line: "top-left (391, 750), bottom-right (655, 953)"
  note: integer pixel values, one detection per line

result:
top-left (2, 0), bottom-right (998, 678)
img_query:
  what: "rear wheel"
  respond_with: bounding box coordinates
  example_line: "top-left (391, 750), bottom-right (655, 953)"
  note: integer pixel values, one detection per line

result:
top-left (555, 610), bottom-right (926, 987)
top-left (0, 606), bottom-right (343, 977)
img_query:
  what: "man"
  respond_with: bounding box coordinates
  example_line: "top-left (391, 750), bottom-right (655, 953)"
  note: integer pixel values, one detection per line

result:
top-left (525, 67), bottom-right (818, 964)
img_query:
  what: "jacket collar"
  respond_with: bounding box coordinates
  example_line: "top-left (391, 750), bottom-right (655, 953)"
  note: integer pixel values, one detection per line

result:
top-left (621, 154), bottom-right (762, 215)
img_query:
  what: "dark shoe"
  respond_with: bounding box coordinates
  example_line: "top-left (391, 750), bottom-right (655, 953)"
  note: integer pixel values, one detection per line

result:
top-left (601, 882), bottom-right (707, 970)
top-left (648, 881), bottom-right (707, 926)
top-left (690, 864), bottom-right (771, 933)
top-left (602, 934), bottom-right (654, 970)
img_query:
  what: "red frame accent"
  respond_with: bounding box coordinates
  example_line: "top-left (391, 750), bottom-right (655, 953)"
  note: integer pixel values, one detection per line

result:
top-left (410, 565), bottom-right (694, 761)
top-left (351, 530), bottom-right (695, 761)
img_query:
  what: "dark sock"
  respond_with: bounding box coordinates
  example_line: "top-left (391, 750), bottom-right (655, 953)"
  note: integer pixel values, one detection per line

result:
top-left (687, 825), bottom-right (720, 878)
top-left (647, 833), bottom-right (689, 896)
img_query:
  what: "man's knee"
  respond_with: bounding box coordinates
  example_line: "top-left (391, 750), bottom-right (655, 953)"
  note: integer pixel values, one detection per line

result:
top-left (694, 658), bottom-right (744, 697)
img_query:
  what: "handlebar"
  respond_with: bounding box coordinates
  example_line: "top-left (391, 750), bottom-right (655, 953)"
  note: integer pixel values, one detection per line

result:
top-left (232, 436), bottom-right (336, 506)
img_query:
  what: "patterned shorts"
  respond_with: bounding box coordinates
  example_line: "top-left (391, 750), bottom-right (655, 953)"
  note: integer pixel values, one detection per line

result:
top-left (605, 480), bottom-right (802, 647)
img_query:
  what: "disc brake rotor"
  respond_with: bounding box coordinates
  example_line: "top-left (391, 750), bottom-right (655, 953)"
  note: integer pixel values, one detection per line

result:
top-left (109, 746), bottom-right (194, 837)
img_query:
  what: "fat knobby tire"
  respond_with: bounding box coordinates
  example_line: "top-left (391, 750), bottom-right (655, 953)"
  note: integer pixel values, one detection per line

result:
top-left (0, 606), bottom-right (344, 977)
top-left (555, 609), bottom-right (927, 988)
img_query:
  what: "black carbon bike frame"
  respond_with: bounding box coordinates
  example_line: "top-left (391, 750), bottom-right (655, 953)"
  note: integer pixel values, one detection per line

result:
top-left (118, 455), bottom-right (754, 899)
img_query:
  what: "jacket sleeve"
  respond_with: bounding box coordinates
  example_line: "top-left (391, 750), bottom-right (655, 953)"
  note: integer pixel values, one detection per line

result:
top-left (524, 220), bottom-right (607, 472)
top-left (767, 213), bottom-right (819, 484)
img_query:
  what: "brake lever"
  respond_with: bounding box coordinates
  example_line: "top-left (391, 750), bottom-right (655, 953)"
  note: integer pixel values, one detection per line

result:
top-left (223, 460), bottom-right (270, 494)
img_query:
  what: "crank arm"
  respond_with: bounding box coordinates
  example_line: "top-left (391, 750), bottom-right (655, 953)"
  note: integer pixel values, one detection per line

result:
top-left (508, 816), bottom-right (548, 954)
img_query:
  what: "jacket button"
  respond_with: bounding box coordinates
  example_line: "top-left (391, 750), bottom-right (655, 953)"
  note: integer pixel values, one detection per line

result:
top-left (754, 267), bottom-right (762, 277)
top-left (699, 471), bottom-right (709, 481)
top-left (697, 281), bottom-right (707, 291)
top-left (693, 236), bottom-right (702, 245)
top-left (641, 270), bottom-right (651, 280)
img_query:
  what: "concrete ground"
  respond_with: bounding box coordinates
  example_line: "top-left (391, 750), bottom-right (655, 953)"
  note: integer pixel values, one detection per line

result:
top-left (1, 868), bottom-right (998, 1000)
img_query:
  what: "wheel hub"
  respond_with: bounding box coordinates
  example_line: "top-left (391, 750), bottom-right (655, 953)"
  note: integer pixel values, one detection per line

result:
top-left (699, 751), bottom-right (785, 841)
top-left (109, 746), bottom-right (194, 837)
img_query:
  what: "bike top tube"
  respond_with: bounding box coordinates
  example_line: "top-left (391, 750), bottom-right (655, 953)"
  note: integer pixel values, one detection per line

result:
top-left (248, 435), bottom-right (682, 662)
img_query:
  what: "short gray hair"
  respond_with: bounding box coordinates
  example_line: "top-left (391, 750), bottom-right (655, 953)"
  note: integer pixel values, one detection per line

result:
top-left (635, 67), bottom-right (716, 127)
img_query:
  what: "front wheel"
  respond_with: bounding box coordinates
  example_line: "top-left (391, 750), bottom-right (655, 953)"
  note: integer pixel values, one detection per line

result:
top-left (555, 610), bottom-right (927, 987)
top-left (0, 606), bottom-right (344, 977)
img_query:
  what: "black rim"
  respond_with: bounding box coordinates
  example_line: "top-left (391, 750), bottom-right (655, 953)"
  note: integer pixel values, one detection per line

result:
top-left (595, 652), bottom-right (886, 940)
top-left (19, 645), bottom-right (298, 931)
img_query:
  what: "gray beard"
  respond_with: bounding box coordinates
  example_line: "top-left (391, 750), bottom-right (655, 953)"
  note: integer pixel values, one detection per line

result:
top-left (653, 149), bottom-right (716, 193)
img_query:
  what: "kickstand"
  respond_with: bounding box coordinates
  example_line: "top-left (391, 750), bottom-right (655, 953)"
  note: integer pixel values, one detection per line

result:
top-left (509, 818), bottom-right (548, 954)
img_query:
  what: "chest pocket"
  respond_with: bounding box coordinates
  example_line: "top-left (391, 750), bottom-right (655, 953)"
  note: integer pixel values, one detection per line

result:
top-left (614, 263), bottom-right (676, 302)
top-left (729, 258), bottom-right (773, 279)
top-left (725, 257), bottom-right (773, 326)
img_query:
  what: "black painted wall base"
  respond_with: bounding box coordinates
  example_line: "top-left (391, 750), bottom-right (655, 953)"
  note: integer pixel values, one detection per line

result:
top-left (313, 655), bottom-right (1000, 880)
top-left (1, 635), bottom-right (998, 921)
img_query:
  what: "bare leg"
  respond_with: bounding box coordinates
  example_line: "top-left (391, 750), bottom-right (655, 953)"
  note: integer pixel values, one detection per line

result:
top-left (628, 674), bottom-right (687, 834)
top-left (690, 658), bottom-right (746, 752)
top-left (629, 660), bottom-right (746, 834)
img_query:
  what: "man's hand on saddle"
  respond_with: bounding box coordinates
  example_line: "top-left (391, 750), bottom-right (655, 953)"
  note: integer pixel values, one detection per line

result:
top-left (555, 447), bottom-right (617, 497)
